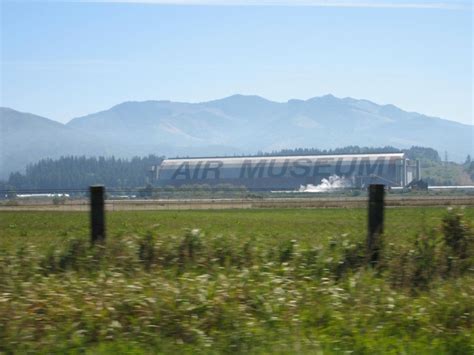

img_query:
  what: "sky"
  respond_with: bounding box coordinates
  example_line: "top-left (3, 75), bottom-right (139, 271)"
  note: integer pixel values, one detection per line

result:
top-left (0, 0), bottom-right (472, 124)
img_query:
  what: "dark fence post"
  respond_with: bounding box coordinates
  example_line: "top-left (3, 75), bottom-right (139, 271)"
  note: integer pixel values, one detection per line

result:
top-left (367, 184), bottom-right (384, 266)
top-left (90, 185), bottom-right (105, 244)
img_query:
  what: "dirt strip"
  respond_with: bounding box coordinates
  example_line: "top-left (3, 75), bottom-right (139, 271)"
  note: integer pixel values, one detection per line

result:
top-left (1, 195), bottom-right (473, 211)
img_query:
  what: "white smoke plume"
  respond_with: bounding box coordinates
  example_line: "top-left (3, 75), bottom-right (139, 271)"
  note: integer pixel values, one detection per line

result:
top-left (299, 175), bottom-right (351, 193)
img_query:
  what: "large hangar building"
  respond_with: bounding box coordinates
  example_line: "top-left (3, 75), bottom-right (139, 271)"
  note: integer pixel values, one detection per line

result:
top-left (156, 153), bottom-right (420, 190)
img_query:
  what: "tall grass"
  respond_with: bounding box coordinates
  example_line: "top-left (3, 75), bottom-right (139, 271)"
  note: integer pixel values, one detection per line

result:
top-left (0, 209), bottom-right (472, 353)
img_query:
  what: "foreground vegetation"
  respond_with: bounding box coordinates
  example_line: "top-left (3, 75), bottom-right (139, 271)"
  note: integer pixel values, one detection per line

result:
top-left (0, 208), bottom-right (473, 353)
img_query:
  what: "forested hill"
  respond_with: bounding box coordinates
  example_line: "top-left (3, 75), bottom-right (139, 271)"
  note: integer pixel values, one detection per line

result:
top-left (2, 147), bottom-right (473, 191)
top-left (65, 94), bottom-right (473, 163)
top-left (2, 94), bottom-right (473, 179)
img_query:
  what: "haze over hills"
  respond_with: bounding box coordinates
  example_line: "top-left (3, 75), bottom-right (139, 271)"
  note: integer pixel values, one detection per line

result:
top-left (0, 108), bottom-right (110, 179)
top-left (1, 94), bottom-right (473, 179)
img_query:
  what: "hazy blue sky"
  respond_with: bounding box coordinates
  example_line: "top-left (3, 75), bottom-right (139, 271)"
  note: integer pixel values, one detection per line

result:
top-left (1, 0), bottom-right (472, 124)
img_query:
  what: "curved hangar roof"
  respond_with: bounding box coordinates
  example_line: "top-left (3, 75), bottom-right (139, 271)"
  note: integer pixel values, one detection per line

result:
top-left (162, 153), bottom-right (405, 166)
top-left (157, 153), bottom-right (406, 183)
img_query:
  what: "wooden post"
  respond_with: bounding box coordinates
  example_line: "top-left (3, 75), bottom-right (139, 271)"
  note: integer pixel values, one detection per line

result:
top-left (367, 184), bottom-right (384, 266)
top-left (90, 185), bottom-right (105, 244)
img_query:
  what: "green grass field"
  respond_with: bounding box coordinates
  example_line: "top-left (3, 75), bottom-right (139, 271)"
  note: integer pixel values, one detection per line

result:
top-left (3, 207), bottom-right (472, 249)
top-left (1, 207), bottom-right (473, 353)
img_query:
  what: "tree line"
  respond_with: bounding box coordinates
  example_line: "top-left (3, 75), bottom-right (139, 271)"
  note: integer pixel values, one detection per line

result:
top-left (259, 145), bottom-right (441, 162)
top-left (4, 155), bottom-right (163, 191)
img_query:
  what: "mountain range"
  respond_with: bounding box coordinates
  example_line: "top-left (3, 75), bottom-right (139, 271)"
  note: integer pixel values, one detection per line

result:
top-left (1, 94), bottom-right (473, 179)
